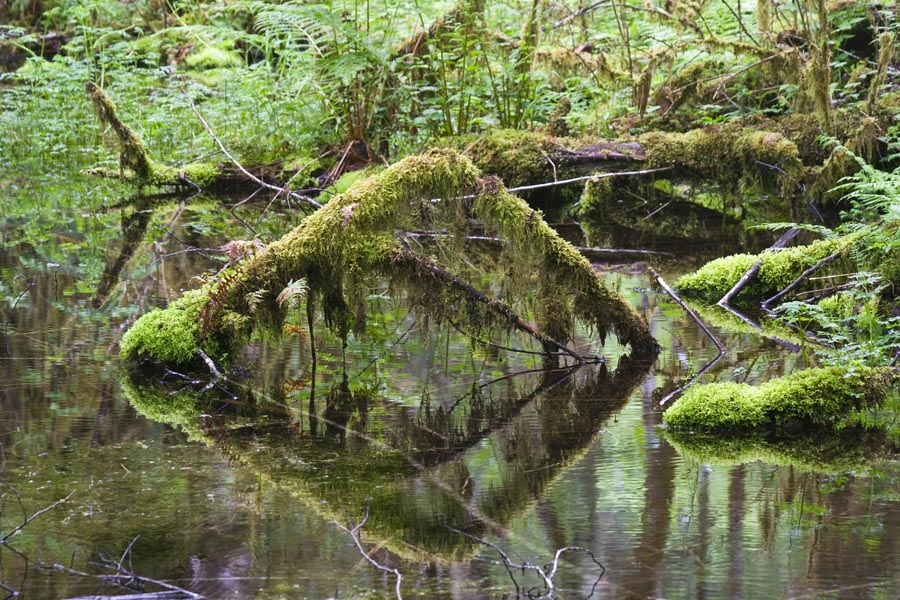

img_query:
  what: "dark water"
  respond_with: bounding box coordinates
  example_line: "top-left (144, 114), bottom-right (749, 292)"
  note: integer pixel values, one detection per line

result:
top-left (1, 195), bottom-right (898, 600)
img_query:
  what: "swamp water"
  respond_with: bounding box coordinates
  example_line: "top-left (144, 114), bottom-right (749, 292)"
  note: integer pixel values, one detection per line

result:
top-left (1, 195), bottom-right (899, 600)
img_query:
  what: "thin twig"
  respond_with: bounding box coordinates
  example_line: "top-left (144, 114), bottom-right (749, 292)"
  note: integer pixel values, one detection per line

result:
top-left (333, 504), bottom-right (403, 600)
top-left (507, 166), bottom-right (672, 195)
top-left (189, 100), bottom-right (322, 211)
top-left (1, 491), bottom-right (74, 543)
top-left (761, 250), bottom-right (845, 311)
top-left (446, 526), bottom-right (605, 599)
top-left (648, 267), bottom-right (724, 407)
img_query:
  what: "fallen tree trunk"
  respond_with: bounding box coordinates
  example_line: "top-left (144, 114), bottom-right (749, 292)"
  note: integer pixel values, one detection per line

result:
top-left (120, 149), bottom-right (658, 369)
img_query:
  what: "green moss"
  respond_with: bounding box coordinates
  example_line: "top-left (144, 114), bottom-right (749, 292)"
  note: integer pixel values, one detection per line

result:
top-left (674, 234), bottom-right (858, 304)
top-left (456, 129), bottom-right (563, 189)
top-left (119, 288), bottom-right (244, 367)
top-left (663, 366), bottom-right (894, 433)
top-left (120, 149), bottom-right (656, 368)
top-left (85, 83), bottom-right (221, 189)
top-left (640, 123), bottom-right (804, 195)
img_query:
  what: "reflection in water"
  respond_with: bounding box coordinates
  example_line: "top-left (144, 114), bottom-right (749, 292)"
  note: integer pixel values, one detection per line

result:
top-left (1, 199), bottom-right (899, 598)
top-left (122, 354), bottom-right (651, 563)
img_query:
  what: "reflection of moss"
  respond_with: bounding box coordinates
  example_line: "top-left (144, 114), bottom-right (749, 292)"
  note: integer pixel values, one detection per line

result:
top-left (663, 366), bottom-right (894, 432)
top-left (674, 234), bottom-right (858, 304)
top-left (664, 428), bottom-right (895, 471)
top-left (120, 375), bottom-right (207, 440)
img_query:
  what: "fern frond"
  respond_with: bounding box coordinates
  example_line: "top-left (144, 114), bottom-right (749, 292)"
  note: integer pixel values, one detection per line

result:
top-left (277, 278), bottom-right (309, 309)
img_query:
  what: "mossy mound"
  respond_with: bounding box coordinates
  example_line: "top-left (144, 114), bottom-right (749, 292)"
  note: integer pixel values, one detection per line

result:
top-left (118, 289), bottom-right (245, 368)
top-left (663, 366), bottom-right (895, 433)
top-left (640, 122), bottom-right (803, 194)
top-left (673, 235), bottom-right (856, 304)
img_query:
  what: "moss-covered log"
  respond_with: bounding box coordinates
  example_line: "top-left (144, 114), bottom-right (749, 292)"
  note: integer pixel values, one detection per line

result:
top-left (85, 82), bottom-right (220, 188)
top-left (120, 149), bottom-right (656, 369)
top-left (662, 365), bottom-right (895, 433)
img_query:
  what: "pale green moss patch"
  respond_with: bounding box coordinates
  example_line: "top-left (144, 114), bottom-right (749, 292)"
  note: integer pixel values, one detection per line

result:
top-left (663, 366), bottom-right (894, 432)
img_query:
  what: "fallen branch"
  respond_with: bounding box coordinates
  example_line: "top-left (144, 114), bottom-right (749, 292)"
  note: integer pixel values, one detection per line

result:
top-left (717, 227), bottom-right (799, 309)
top-left (1, 491), bottom-right (74, 543)
top-left (447, 526), bottom-right (605, 599)
top-left (761, 249), bottom-right (846, 311)
top-left (189, 101), bottom-right (322, 211)
top-left (648, 267), bottom-right (724, 407)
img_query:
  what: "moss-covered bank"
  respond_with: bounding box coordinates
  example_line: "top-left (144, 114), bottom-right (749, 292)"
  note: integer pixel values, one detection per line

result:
top-left (662, 365), bottom-right (895, 433)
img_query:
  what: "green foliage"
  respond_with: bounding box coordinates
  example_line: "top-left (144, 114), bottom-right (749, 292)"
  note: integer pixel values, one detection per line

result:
top-left (775, 273), bottom-right (900, 367)
top-left (663, 366), bottom-right (895, 433)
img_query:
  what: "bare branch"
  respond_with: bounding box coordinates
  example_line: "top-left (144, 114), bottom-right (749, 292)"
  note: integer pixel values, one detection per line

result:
top-left (189, 101), bottom-right (322, 211)
top-left (333, 504), bottom-right (403, 600)
top-left (648, 267), bottom-right (724, 407)
top-left (1, 491), bottom-right (74, 543)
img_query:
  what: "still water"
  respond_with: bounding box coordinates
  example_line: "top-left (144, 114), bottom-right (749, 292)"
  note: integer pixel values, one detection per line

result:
top-left (0, 196), bottom-right (898, 599)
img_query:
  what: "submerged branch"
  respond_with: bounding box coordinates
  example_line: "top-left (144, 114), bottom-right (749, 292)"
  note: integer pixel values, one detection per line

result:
top-left (334, 505), bottom-right (403, 600)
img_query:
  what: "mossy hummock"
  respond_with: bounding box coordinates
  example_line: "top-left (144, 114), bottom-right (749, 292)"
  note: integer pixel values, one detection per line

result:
top-left (673, 234), bottom-right (858, 304)
top-left (662, 366), bottom-right (895, 433)
top-left (120, 149), bottom-right (656, 368)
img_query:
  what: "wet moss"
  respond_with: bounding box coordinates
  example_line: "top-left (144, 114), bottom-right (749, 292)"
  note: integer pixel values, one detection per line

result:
top-left (640, 123), bottom-right (804, 195)
top-left (663, 365), bottom-right (895, 433)
top-left (118, 288), bottom-right (244, 367)
top-left (120, 149), bottom-right (656, 368)
top-left (674, 234), bottom-right (857, 304)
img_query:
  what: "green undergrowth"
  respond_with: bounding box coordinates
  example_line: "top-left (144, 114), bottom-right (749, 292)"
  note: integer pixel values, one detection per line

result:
top-left (674, 234), bottom-right (859, 304)
top-left (663, 365), bottom-right (896, 433)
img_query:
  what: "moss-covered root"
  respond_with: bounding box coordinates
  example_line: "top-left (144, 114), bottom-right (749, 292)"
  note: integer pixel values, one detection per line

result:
top-left (85, 82), bottom-right (218, 187)
top-left (662, 366), bottom-right (895, 433)
top-left (673, 234), bottom-right (858, 304)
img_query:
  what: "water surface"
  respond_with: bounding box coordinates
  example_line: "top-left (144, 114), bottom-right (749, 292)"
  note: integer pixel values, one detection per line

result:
top-left (0, 192), bottom-right (898, 599)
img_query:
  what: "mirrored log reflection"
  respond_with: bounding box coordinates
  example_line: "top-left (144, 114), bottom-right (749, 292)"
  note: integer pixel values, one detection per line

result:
top-left (122, 355), bottom-right (650, 562)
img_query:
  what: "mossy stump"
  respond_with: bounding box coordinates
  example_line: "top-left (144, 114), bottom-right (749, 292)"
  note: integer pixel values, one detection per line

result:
top-left (662, 366), bottom-right (895, 433)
